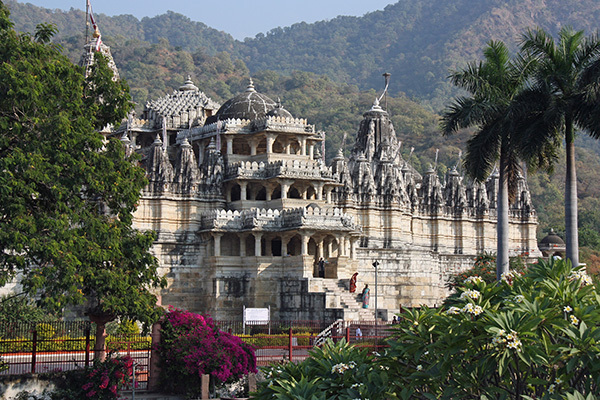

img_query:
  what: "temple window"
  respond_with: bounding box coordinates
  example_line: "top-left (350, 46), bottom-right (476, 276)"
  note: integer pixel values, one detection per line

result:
top-left (245, 235), bottom-right (256, 256)
top-left (231, 184), bottom-right (241, 201)
top-left (256, 186), bottom-right (267, 201)
top-left (271, 238), bottom-right (282, 256)
top-left (233, 138), bottom-right (251, 155)
top-left (271, 187), bottom-right (281, 200)
top-left (220, 233), bottom-right (240, 256)
top-left (288, 186), bottom-right (301, 199)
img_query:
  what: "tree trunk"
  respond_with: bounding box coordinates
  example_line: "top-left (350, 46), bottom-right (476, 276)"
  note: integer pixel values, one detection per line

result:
top-left (565, 120), bottom-right (579, 267)
top-left (88, 313), bottom-right (114, 361)
top-left (496, 150), bottom-right (510, 281)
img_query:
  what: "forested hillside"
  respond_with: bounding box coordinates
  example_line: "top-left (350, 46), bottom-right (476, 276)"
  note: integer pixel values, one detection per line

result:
top-left (8, 0), bottom-right (600, 108)
top-left (5, 0), bottom-right (600, 266)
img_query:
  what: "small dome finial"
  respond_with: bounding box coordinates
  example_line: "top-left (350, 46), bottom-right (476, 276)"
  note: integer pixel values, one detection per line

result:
top-left (246, 78), bottom-right (256, 93)
top-left (369, 97), bottom-right (384, 112)
top-left (179, 76), bottom-right (198, 91)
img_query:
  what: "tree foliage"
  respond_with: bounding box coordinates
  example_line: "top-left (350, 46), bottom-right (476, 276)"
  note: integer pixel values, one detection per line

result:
top-left (517, 27), bottom-right (600, 267)
top-left (0, 3), bottom-right (165, 326)
top-left (386, 258), bottom-right (600, 399)
top-left (252, 339), bottom-right (397, 400)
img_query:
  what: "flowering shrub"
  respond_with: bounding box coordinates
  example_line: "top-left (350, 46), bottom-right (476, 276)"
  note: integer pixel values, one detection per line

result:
top-left (384, 258), bottom-right (600, 399)
top-left (158, 307), bottom-right (257, 397)
top-left (447, 252), bottom-right (527, 288)
top-left (81, 356), bottom-right (134, 399)
top-left (46, 355), bottom-right (134, 399)
top-left (252, 339), bottom-right (397, 400)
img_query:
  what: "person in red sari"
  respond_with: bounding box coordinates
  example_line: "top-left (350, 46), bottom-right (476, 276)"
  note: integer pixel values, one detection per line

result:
top-left (349, 272), bottom-right (358, 293)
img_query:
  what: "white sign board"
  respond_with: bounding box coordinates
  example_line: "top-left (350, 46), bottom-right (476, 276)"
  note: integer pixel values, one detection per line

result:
top-left (243, 307), bottom-right (270, 325)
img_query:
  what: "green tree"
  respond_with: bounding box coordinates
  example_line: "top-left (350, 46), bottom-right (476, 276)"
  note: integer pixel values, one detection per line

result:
top-left (0, 3), bottom-right (165, 359)
top-left (385, 258), bottom-right (600, 399)
top-left (441, 41), bottom-right (538, 280)
top-left (518, 27), bottom-right (600, 268)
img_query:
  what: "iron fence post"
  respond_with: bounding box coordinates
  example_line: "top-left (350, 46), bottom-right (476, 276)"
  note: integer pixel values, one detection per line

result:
top-left (31, 329), bottom-right (37, 374)
top-left (85, 326), bottom-right (91, 368)
top-left (288, 327), bottom-right (293, 362)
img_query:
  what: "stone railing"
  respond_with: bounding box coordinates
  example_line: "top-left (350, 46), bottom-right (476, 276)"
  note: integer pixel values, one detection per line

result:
top-left (199, 206), bottom-right (361, 232)
top-left (225, 159), bottom-right (336, 181)
top-left (252, 115), bottom-right (314, 133)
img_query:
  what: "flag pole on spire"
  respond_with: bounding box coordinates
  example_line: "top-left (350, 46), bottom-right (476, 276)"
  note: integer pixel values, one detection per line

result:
top-left (85, 0), bottom-right (89, 45)
top-left (86, 0), bottom-right (102, 51)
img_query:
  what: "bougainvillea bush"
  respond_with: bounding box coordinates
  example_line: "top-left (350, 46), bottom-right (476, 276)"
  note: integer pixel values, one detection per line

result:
top-left (383, 258), bottom-right (600, 399)
top-left (252, 339), bottom-right (397, 400)
top-left (46, 355), bottom-right (134, 399)
top-left (158, 307), bottom-right (257, 396)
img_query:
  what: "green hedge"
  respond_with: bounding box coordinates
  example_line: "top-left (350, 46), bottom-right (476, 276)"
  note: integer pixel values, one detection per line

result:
top-left (0, 335), bottom-right (151, 353)
top-left (238, 333), bottom-right (311, 347)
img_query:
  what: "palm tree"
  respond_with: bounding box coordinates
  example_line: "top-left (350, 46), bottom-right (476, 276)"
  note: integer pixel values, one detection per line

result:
top-left (518, 27), bottom-right (600, 267)
top-left (441, 41), bottom-right (535, 280)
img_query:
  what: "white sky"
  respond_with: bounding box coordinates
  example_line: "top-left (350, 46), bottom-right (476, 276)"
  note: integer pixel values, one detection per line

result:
top-left (24, 0), bottom-right (395, 40)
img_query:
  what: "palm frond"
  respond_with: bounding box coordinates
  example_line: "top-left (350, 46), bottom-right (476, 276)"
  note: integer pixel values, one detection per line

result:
top-left (463, 122), bottom-right (503, 181)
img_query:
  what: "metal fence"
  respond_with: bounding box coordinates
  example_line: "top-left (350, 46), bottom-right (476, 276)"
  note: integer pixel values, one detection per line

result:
top-left (0, 320), bottom-right (395, 382)
top-left (234, 320), bottom-right (395, 365)
top-left (0, 321), bottom-right (152, 389)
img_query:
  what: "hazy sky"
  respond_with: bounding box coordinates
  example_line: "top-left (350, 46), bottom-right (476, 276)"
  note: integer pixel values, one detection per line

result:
top-left (24, 0), bottom-right (395, 40)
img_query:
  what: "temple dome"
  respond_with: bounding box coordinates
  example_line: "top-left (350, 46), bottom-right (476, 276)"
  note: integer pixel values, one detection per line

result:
top-left (213, 79), bottom-right (277, 121)
top-left (540, 229), bottom-right (565, 246)
top-left (266, 99), bottom-right (293, 119)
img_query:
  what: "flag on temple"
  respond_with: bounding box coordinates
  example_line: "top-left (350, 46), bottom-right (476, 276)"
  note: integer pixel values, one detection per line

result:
top-left (87, 0), bottom-right (102, 51)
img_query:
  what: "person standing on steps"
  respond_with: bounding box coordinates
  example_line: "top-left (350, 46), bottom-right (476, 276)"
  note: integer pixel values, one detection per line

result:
top-left (361, 284), bottom-right (370, 308)
top-left (318, 257), bottom-right (326, 278)
top-left (349, 272), bottom-right (358, 292)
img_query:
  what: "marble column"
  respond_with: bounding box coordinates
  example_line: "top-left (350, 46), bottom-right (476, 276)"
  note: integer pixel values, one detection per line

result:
top-left (301, 233), bottom-right (309, 256)
top-left (239, 234), bottom-right (247, 257)
top-left (253, 233), bottom-right (262, 257)
top-left (240, 182), bottom-right (248, 201)
top-left (213, 233), bottom-right (222, 257)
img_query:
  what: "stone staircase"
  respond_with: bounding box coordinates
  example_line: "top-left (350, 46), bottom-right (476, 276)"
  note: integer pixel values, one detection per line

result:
top-left (321, 279), bottom-right (379, 321)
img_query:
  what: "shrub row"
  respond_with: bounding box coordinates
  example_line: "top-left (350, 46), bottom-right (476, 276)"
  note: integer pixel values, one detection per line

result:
top-left (0, 335), bottom-right (151, 353)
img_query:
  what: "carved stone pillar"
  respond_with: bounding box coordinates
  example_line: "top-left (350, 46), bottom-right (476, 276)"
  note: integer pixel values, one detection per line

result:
top-left (309, 143), bottom-right (314, 159)
top-left (300, 138), bottom-right (307, 156)
top-left (280, 179), bottom-right (293, 200)
top-left (301, 233), bottom-right (309, 256)
top-left (338, 236), bottom-right (346, 256)
top-left (249, 139), bottom-right (258, 156)
top-left (325, 187), bottom-right (333, 203)
top-left (317, 238), bottom-right (324, 259)
top-left (266, 133), bottom-right (276, 154)
top-left (315, 183), bottom-right (324, 201)
top-left (350, 237), bottom-right (357, 260)
top-left (253, 232), bottom-right (262, 257)
top-left (213, 233), bottom-right (222, 257)
top-left (226, 137), bottom-right (233, 155)
top-left (281, 240), bottom-right (288, 257)
top-left (239, 234), bottom-right (247, 257)
top-left (240, 181), bottom-right (248, 201)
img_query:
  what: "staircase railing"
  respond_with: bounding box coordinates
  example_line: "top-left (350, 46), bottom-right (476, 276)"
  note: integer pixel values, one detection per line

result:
top-left (314, 319), bottom-right (345, 347)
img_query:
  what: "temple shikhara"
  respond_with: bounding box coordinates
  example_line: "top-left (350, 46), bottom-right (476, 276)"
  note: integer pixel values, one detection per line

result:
top-left (85, 35), bottom-right (540, 322)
